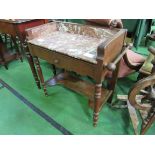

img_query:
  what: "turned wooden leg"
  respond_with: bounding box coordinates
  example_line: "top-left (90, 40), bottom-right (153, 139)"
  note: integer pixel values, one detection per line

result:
top-left (0, 53), bottom-right (8, 70)
top-left (6, 35), bottom-right (13, 50)
top-left (25, 51), bottom-right (41, 89)
top-left (93, 83), bottom-right (102, 127)
top-left (0, 34), bottom-right (3, 42)
top-left (4, 34), bottom-right (7, 43)
top-left (0, 42), bottom-right (8, 70)
top-left (19, 41), bottom-right (25, 54)
top-left (10, 36), bottom-right (14, 50)
top-left (12, 37), bottom-right (23, 62)
top-left (34, 56), bottom-right (48, 96)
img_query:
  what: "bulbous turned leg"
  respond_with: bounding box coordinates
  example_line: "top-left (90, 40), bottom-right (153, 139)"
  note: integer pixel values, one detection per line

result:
top-left (12, 37), bottom-right (23, 62)
top-left (34, 56), bottom-right (48, 96)
top-left (0, 41), bottom-right (8, 70)
top-left (93, 83), bottom-right (102, 127)
top-left (25, 51), bottom-right (41, 89)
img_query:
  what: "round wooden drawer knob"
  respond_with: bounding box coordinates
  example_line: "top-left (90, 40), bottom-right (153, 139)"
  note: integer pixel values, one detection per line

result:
top-left (54, 59), bottom-right (59, 64)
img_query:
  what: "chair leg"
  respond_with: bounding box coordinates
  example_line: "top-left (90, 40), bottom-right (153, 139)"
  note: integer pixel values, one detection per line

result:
top-left (26, 51), bottom-right (41, 89)
top-left (34, 56), bottom-right (48, 96)
top-left (93, 83), bottom-right (102, 127)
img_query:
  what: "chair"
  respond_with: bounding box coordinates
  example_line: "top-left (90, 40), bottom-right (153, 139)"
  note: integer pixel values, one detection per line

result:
top-left (118, 46), bottom-right (155, 134)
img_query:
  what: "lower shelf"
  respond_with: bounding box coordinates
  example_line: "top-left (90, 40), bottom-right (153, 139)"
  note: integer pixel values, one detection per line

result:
top-left (45, 72), bottom-right (113, 111)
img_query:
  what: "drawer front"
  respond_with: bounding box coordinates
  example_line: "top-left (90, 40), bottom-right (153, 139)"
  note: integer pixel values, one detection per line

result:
top-left (28, 44), bottom-right (95, 78)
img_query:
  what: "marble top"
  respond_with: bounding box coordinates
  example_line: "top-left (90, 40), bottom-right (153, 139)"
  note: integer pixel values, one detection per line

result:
top-left (28, 31), bottom-right (108, 64)
top-left (27, 21), bottom-right (120, 64)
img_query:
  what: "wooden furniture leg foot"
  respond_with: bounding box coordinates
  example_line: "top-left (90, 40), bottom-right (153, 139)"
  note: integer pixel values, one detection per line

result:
top-left (34, 56), bottom-right (48, 96)
top-left (26, 51), bottom-right (41, 89)
top-left (4, 63), bottom-right (8, 70)
top-left (93, 83), bottom-right (102, 127)
top-left (1, 60), bottom-right (8, 70)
